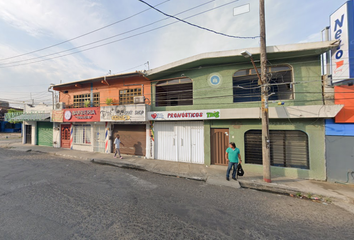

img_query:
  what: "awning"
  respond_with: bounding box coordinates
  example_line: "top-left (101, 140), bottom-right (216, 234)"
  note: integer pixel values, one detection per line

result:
top-left (11, 113), bottom-right (50, 121)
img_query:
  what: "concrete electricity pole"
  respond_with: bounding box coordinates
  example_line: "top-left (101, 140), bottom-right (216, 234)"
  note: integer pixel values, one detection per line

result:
top-left (259, 0), bottom-right (271, 183)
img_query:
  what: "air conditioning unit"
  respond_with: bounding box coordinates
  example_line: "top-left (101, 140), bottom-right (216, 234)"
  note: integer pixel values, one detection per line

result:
top-left (55, 102), bottom-right (65, 110)
top-left (134, 96), bottom-right (145, 104)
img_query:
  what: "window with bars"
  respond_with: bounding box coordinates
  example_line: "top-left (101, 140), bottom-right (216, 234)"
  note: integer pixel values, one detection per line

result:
top-left (73, 124), bottom-right (91, 145)
top-left (155, 78), bottom-right (193, 107)
top-left (233, 65), bottom-right (294, 103)
top-left (73, 93), bottom-right (100, 108)
top-left (244, 130), bottom-right (309, 169)
top-left (119, 88), bottom-right (142, 104)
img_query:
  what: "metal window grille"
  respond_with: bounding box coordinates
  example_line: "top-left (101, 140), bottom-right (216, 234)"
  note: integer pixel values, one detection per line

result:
top-left (73, 125), bottom-right (91, 145)
top-left (233, 65), bottom-right (294, 103)
top-left (155, 78), bottom-right (193, 107)
top-left (244, 130), bottom-right (309, 169)
top-left (119, 88), bottom-right (142, 104)
top-left (73, 93), bottom-right (100, 108)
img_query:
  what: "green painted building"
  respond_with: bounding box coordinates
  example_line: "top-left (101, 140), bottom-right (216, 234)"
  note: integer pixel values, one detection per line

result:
top-left (145, 41), bottom-right (343, 180)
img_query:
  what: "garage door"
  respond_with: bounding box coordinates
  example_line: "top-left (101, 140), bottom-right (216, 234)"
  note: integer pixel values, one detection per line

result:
top-left (37, 122), bottom-right (53, 146)
top-left (112, 124), bottom-right (146, 156)
top-left (154, 121), bottom-right (204, 164)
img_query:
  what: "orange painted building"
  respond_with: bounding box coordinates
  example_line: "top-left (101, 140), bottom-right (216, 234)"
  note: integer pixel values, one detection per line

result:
top-left (53, 72), bottom-right (151, 108)
top-left (334, 85), bottom-right (354, 123)
top-left (52, 72), bottom-right (152, 156)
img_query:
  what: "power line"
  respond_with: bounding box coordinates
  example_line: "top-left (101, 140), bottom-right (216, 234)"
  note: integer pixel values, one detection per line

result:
top-left (138, 0), bottom-right (259, 39)
top-left (0, 0), bottom-right (228, 68)
top-left (0, 0), bottom-right (171, 62)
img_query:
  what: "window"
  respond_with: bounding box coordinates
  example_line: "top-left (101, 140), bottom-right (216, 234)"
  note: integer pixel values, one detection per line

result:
top-left (73, 124), bottom-right (91, 145)
top-left (155, 78), bottom-right (193, 106)
top-left (119, 88), bottom-right (142, 105)
top-left (244, 130), bottom-right (309, 169)
top-left (73, 93), bottom-right (100, 108)
top-left (233, 65), bottom-right (293, 102)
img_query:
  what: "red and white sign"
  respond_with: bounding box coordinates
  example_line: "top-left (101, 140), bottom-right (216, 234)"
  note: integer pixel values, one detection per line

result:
top-left (63, 107), bottom-right (100, 122)
top-left (148, 109), bottom-right (220, 121)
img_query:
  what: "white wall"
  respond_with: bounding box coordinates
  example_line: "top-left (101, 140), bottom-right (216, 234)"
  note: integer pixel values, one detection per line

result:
top-left (53, 122), bottom-right (61, 148)
top-left (24, 103), bottom-right (52, 113)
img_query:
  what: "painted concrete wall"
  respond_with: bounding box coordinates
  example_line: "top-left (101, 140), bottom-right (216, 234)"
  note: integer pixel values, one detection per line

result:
top-left (150, 56), bottom-right (323, 111)
top-left (334, 85), bottom-right (354, 123)
top-left (57, 76), bottom-right (151, 107)
top-left (204, 119), bottom-right (326, 180)
top-left (53, 122), bottom-right (61, 148)
top-left (326, 136), bottom-right (354, 183)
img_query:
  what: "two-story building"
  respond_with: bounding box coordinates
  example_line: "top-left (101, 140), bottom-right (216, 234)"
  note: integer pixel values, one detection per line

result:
top-left (145, 41), bottom-right (342, 180)
top-left (52, 72), bottom-right (151, 155)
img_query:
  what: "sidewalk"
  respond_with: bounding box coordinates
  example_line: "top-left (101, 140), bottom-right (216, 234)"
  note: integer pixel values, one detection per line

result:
top-left (1, 139), bottom-right (354, 214)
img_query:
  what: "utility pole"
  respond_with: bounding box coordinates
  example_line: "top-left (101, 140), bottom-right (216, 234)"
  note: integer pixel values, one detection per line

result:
top-left (260, 0), bottom-right (271, 183)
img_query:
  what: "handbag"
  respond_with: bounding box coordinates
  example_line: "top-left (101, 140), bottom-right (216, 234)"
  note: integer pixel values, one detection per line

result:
top-left (237, 163), bottom-right (244, 177)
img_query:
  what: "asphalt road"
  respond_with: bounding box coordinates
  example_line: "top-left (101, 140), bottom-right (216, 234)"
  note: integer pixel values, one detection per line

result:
top-left (0, 148), bottom-right (353, 240)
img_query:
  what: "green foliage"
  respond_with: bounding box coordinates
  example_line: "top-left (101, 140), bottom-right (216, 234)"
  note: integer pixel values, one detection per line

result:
top-left (105, 98), bottom-right (113, 106)
top-left (6, 109), bottom-right (23, 123)
top-left (84, 100), bottom-right (91, 107)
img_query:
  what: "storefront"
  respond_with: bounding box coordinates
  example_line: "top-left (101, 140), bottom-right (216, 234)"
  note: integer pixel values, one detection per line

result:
top-left (61, 107), bottom-right (100, 152)
top-left (100, 104), bottom-right (148, 156)
top-left (147, 109), bottom-right (220, 164)
top-left (37, 121), bottom-right (53, 146)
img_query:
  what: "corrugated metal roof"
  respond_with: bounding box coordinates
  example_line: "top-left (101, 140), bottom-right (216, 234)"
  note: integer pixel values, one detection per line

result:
top-left (12, 113), bottom-right (50, 121)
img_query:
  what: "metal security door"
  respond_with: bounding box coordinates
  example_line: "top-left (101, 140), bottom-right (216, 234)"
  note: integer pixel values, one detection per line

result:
top-left (61, 125), bottom-right (71, 148)
top-left (191, 124), bottom-right (204, 164)
top-left (37, 122), bottom-right (53, 146)
top-left (25, 125), bottom-right (32, 144)
top-left (211, 128), bottom-right (229, 165)
top-left (177, 124), bottom-right (191, 163)
top-left (154, 122), bottom-right (177, 161)
top-left (94, 124), bottom-right (106, 153)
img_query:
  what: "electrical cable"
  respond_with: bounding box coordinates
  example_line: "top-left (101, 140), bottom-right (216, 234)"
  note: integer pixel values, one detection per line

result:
top-left (0, 0), bottom-right (171, 62)
top-left (138, 0), bottom-right (258, 39)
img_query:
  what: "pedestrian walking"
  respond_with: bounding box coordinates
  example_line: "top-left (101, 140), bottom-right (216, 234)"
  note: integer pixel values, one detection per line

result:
top-left (225, 142), bottom-right (242, 181)
top-left (114, 134), bottom-right (125, 159)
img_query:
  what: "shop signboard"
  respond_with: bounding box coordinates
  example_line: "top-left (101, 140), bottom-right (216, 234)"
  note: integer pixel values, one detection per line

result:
top-left (100, 104), bottom-right (146, 122)
top-left (63, 107), bottom-right (100, 122)
top-left (147, 109), bottom-right (220, 121)
top-left (330, 0), bottom-right (354, 83)
top-left (52, 110), bottom-right (63, 122)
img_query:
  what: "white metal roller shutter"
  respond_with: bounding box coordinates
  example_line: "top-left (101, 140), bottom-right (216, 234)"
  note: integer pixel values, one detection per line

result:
top-left (154, 121), bottom-right (204, 164)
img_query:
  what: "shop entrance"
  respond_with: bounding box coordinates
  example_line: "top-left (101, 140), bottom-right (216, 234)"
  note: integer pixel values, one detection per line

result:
top-left (210, 128), bottom-right (229, 165)
top-left (93, 124), bottom-right (106, 153)
top-left (25, 125), bottom-right (32, 144)
top-left (61, 124), bottom-right (71, 148)
top-left (112, 124), bottom-right (146, 156)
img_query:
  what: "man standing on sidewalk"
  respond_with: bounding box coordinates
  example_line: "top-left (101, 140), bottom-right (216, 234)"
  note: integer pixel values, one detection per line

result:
top-left (114, 134), bottom-right (125, 159)
top-left (225, 142), bottom-right (242, 181)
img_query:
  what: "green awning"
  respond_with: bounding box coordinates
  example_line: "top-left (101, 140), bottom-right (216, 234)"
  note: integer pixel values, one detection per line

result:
top-left (12, 113), bottom-right (50, 121)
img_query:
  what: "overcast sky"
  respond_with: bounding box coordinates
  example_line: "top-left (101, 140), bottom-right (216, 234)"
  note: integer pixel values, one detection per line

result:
top-left (0, 0), bottom-right (347, 107)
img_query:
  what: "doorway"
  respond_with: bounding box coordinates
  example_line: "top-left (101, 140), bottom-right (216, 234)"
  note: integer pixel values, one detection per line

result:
top-left (25, 125), bottom-right (32, 144)
top-left (210, 128), bottom-right (229, 165)
top-left (61, 124), bottom-right (71, 148)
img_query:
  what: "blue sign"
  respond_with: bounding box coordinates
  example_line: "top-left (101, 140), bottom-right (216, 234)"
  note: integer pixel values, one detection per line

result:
top-left (210, 75), bottom-right (220, 85)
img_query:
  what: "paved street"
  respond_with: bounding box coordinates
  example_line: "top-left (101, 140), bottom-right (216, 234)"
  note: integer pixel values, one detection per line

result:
top-left (0, 149), bottom-right (353, 240)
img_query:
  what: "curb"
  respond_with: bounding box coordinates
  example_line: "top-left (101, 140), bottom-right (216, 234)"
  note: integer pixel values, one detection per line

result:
top-left (238, 180), bottom-right (301, 196)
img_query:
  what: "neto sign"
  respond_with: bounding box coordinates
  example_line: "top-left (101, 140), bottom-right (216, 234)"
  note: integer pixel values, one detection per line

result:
top-left (330, 0), bottom-right (354, 83)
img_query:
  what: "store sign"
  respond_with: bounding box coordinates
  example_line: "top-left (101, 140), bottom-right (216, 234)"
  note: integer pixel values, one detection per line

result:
top-left (330, 0), bottom-right (354, 83)
top-left (63, 107), bottom-right (100, 122)
top-left (100, 104), bottom-right (146, 122)
top-left (52, 110), bottom-right (63, 122)
top-left (148, 109), bottom-right (220, 121)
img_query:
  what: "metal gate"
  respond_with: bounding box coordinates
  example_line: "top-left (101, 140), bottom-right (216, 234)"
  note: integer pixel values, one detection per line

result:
top-left (93, 124), bottom-right (106, 153)
top-left (154, 121), bottom-right (204, 164)
top-left (210, 128), bottom-right (229, 165)
top-left (25, 125), bottom-right (32, 144)
top-left (61, 124), bottom-right (71, 148)
top-left (112, 124), bottom-right (146, 155)
top-left (37, 122), bottom-right (53, 146)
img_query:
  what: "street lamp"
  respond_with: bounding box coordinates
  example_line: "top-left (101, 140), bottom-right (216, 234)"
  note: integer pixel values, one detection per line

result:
top-left (241, 49), bottom-right (271, 183)
top-left (240, 51), bottom-right (261, 85)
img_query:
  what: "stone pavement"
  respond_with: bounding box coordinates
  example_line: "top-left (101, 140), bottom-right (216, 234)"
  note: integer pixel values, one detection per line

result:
top-left (1, 134), bottom-right (354, 214)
